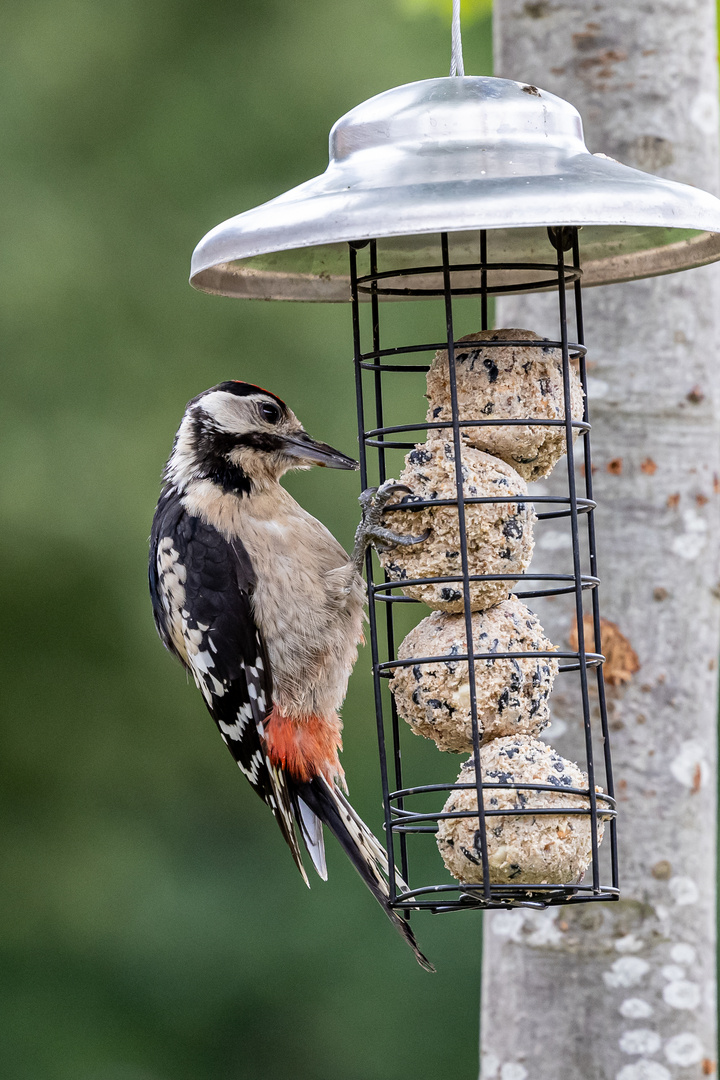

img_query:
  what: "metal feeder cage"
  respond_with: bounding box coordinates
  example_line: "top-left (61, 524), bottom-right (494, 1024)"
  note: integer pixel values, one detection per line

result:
top-left (190, 76), bottom-right (720, 914)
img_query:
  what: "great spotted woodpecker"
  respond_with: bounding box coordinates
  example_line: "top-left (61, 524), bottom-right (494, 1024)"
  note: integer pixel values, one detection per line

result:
top-left (149, 381), bottom-right (433, 970)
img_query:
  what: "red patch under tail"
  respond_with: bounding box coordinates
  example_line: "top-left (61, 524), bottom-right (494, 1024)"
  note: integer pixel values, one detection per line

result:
top-left (263, 708), bottom-right (344, 786)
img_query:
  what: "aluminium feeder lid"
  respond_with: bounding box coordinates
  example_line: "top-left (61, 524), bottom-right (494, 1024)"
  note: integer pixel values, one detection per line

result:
top-left (190, 75), bottom-right (720, 301)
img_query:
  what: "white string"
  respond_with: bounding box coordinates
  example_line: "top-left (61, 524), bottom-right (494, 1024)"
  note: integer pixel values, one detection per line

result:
top-left (450, 0), bottom-right (465, 77)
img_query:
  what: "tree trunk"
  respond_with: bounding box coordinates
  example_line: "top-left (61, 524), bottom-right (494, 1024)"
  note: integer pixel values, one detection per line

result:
top-left (481, 3), bottom-right (720, 1078)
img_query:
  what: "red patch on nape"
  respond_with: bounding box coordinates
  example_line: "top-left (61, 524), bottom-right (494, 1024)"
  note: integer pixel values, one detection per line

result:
top-left (230, 380), bottom-right (286, 408)
top-left (263, 708), bottom-right (344, 785)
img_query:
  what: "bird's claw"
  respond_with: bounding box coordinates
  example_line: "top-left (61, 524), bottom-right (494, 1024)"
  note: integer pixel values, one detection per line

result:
top-left (352, 479), bottom-right (429, 574)
top-left (358, 481), bottom-right (411, 511)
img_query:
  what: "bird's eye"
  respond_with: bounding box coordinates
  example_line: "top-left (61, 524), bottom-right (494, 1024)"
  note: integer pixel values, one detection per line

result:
top-left (260, 402), bottom-right (281, 424)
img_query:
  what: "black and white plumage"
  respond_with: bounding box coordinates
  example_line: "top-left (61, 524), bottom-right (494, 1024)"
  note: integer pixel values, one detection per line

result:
top-left (149, 381), bottom-right (433, 970)
top-left (149, 486), bottom-right (304, 875)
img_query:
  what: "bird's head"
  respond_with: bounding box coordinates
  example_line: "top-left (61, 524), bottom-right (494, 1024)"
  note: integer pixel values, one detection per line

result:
top-left (164, 381), bottom-right (359, 494)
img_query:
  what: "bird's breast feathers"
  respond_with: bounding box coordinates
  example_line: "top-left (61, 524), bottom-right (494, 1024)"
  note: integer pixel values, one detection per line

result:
top-left (177, 480), bottom-right (365, 718)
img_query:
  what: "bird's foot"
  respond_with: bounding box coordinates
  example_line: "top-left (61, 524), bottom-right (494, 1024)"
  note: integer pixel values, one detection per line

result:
top-left (351, 480), bottom-right (429, 575)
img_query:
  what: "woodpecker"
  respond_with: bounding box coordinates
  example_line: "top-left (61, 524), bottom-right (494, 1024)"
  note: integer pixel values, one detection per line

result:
top-left (149, 380), bottom-right (433, 970)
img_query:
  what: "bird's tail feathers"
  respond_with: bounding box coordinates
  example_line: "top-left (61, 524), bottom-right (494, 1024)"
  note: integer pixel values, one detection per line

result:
top-left (293, 775), bottom-right (435, 972)
top-left (266, 761), bottom-right (311, 887)
top-left (330, 783), bottom-right (411, 891)
top-left (294, 795), bottom-right (328, 880)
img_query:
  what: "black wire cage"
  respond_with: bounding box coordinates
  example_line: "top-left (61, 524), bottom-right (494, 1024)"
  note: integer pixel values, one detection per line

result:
top-left (349, 226), bottom-right (618, 913)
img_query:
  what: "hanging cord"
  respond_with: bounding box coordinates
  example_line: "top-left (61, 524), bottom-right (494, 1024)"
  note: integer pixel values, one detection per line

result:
top-left (450, 0), bottom-right (465, 76)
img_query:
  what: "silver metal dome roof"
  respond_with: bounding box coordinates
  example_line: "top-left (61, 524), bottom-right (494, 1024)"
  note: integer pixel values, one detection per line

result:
top-left (190, 76), bottom-right (720, 301)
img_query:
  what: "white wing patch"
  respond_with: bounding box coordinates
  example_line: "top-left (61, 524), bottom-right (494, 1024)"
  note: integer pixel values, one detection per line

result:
top-left (241, 652), bottom-right (268, 714)
top-left (238, 750), bottom-right (265, 784)
top-left (156, 535), bottom-right (233, 703)
top-left (156, 538), bottom-right (191, 662)
top-left (217, 703), bottom-right (253, 741)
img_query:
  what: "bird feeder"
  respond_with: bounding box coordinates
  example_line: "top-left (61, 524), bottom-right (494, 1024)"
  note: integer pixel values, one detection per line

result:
top-left (189, 73), bottom-right (720, 913)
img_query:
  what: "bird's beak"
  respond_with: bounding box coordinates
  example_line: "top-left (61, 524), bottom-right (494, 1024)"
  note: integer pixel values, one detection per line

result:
top-left (283, 432), bottom-right (359, 470)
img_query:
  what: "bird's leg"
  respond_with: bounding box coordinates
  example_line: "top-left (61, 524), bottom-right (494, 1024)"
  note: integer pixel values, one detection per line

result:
top-left (351, 480), bottom-right (429, 576)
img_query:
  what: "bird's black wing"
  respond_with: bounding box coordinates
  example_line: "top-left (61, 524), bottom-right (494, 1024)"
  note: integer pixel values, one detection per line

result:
top-left (149, 487), bottom-right (307, 882)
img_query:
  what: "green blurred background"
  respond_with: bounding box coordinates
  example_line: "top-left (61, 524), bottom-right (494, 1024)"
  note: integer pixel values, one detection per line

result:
top-left (1, 2), bottom-right (494, 1077)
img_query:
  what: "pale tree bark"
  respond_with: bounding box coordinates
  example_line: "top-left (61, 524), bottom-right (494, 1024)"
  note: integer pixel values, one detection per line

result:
top-left (481, 3), bottom-right (720, 1079)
